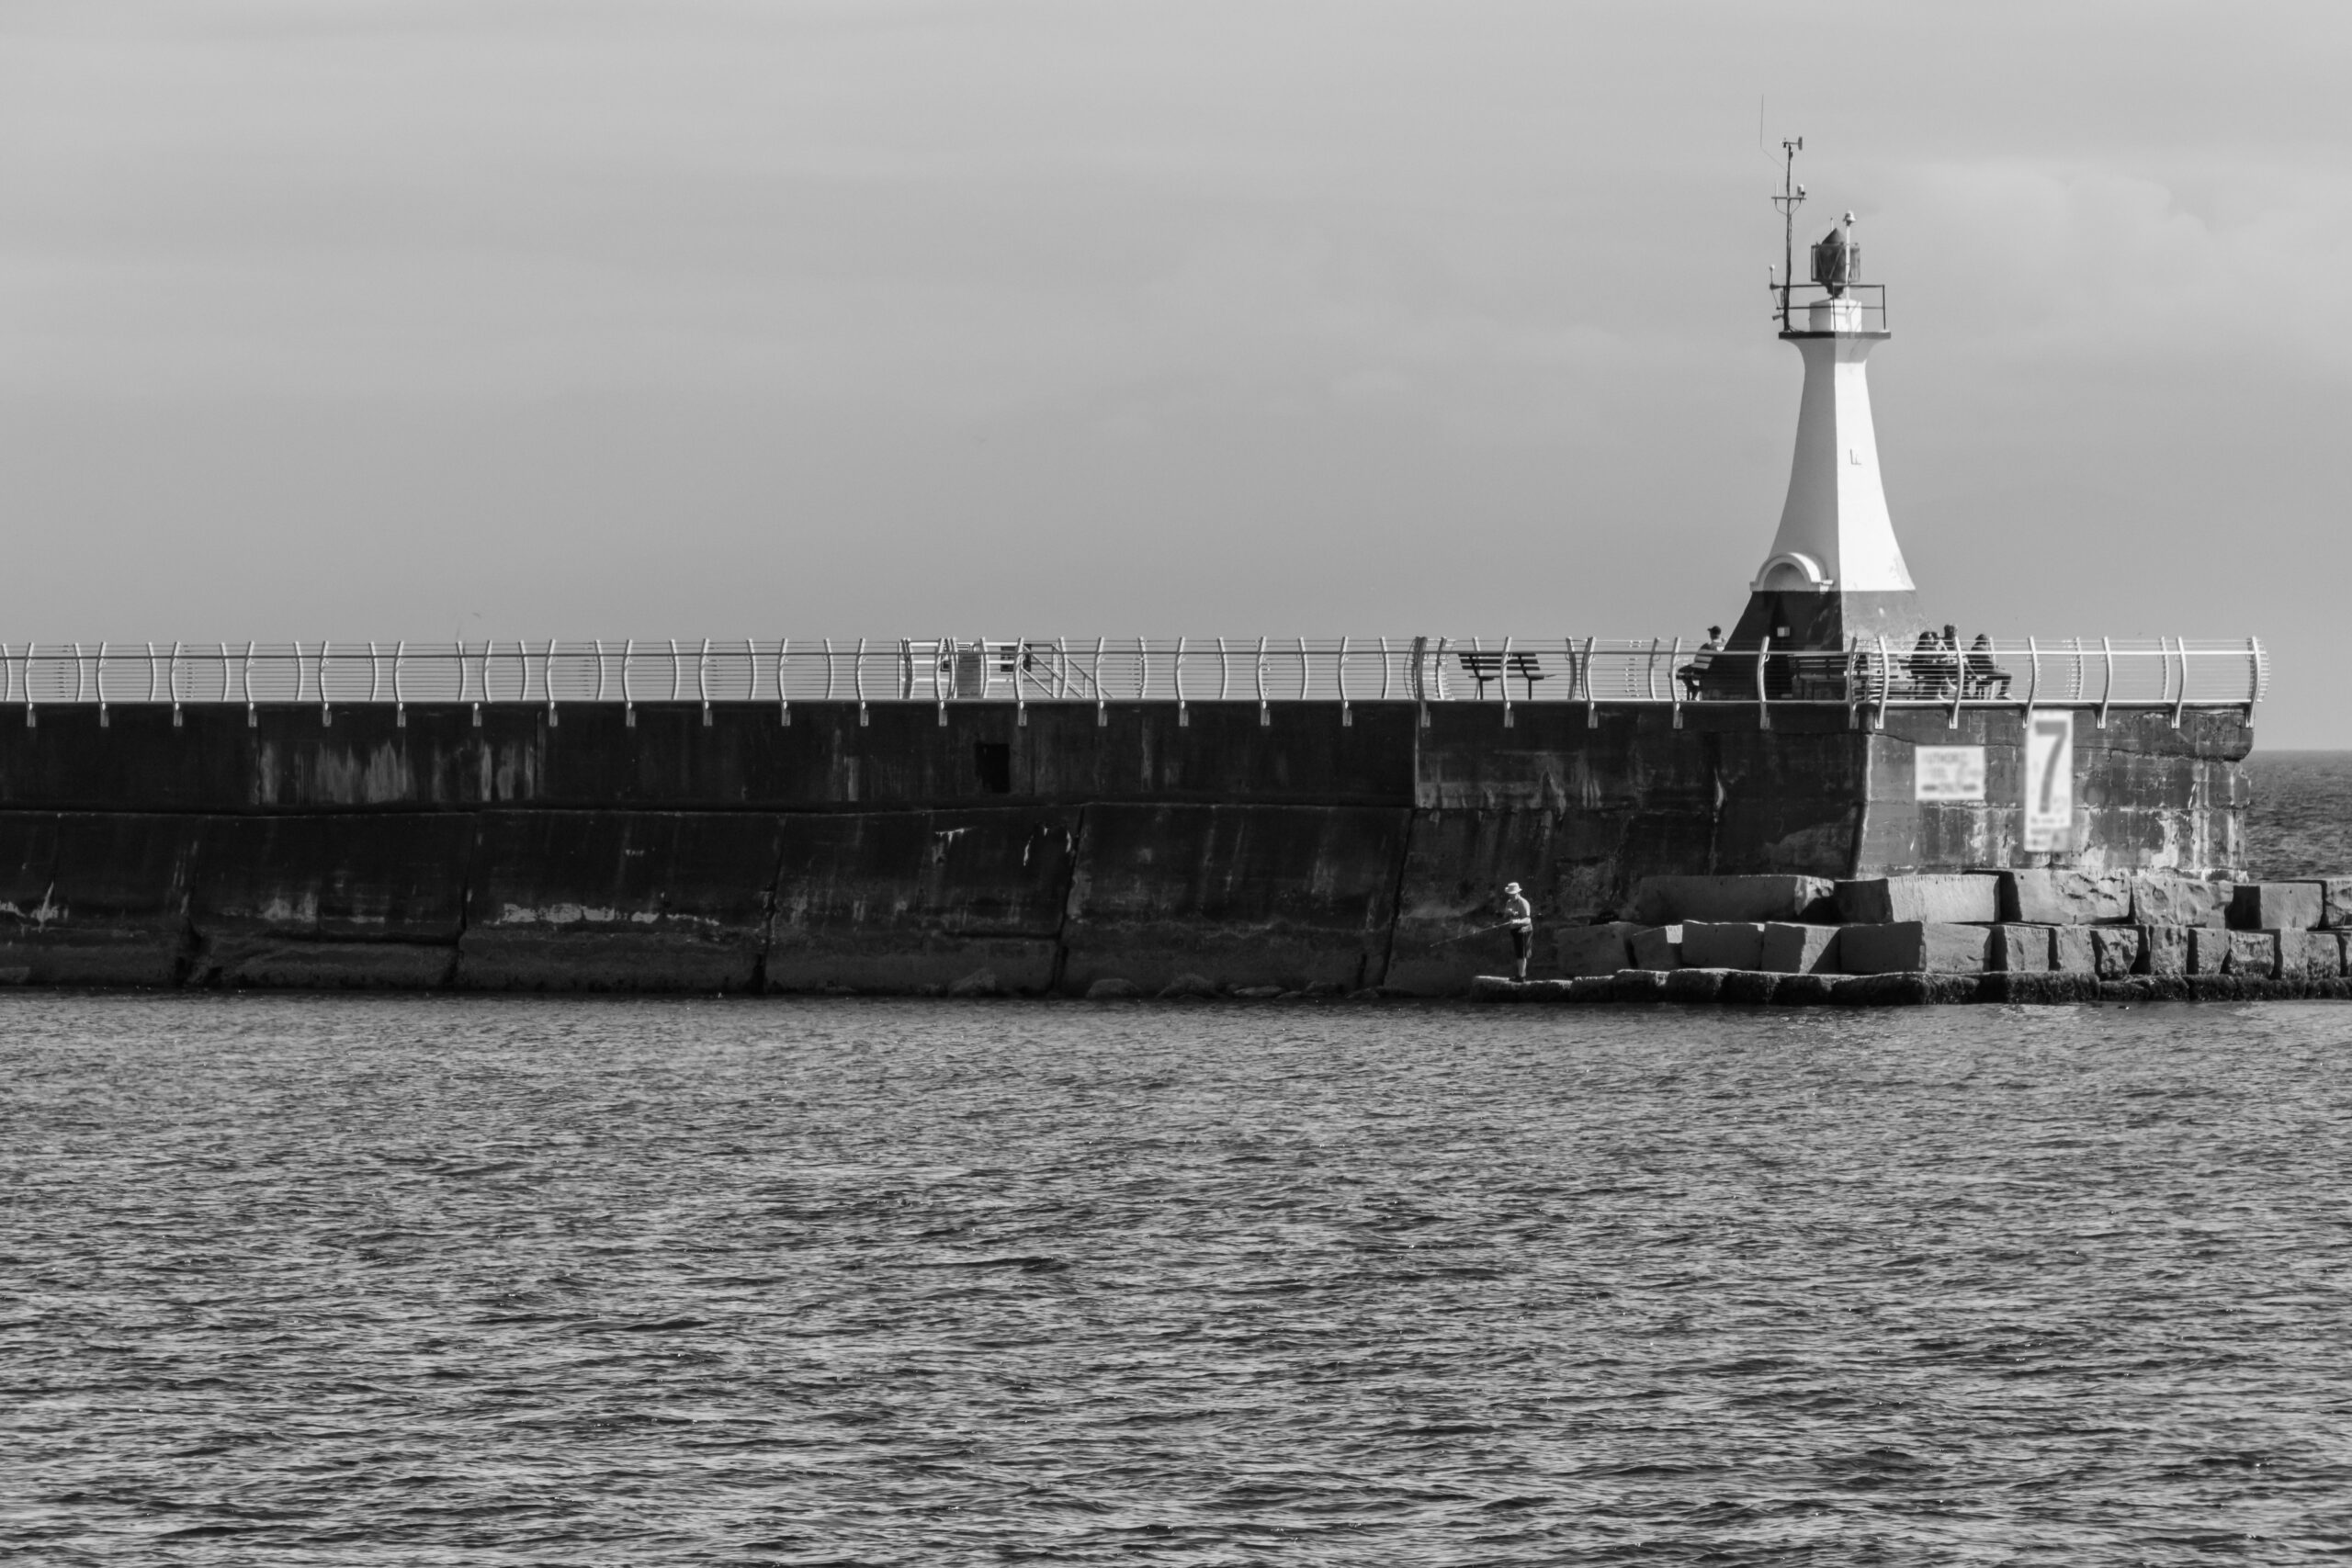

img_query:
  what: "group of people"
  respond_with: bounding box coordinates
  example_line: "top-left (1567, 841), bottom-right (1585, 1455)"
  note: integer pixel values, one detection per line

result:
top-left (1905, 625), bottom-right (2011, 698)
top-left (1674, 623), bottom-right (2011, 699)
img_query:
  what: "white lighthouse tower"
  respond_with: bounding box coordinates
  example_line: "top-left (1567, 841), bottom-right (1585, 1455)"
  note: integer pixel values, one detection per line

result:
top-left (1720, 143), bottom-right (1928, 668)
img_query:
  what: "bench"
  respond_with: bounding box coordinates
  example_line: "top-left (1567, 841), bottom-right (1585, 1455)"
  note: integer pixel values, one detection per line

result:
top-left (1456, 649), bottom-right (1546, 700)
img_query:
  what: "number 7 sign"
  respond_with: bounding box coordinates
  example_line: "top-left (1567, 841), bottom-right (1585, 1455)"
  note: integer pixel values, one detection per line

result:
top-left (2023, 711), bottom-right (2075, 852)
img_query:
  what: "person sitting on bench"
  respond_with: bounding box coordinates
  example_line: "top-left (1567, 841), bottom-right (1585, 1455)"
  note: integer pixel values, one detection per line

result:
top-left (1965, 632), bottom-right (2012, 697)
top-left (1677, 626), bottom-right (1724, 698)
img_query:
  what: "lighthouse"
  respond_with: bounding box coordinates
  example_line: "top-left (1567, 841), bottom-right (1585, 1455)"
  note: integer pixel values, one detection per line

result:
top-left (1719, 146), bottom-right (1928, 675)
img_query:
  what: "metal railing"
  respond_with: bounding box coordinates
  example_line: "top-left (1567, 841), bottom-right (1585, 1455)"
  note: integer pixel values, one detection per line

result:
top-left (0, 636), bottom-right (2265, 726)
top-left (1776, 281), bottom-right (1888, 333)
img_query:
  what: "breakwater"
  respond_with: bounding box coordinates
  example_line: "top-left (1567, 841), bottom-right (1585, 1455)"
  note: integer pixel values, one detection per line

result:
top-left (0, 697), bottom-right (2249, 992)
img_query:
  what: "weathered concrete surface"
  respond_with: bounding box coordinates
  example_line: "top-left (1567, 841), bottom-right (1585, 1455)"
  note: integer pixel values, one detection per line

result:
top-left (2188, 927), bottom-right (2233, 976)
top-left (1629, 875), bottom-right (1835, 925)
top-left (2231, 882), bottom-right (2324, 932)
top-left (1989, 924), bottom-right (2054, 973)
top-left (1759, 922), bottom-right (1840, 974)
top-left (189, 814), bottom-right (470, 987)
top-left (1679, 922), bottom-right (1766, 970)
top-left (2132, 874), bottom-right (2235, 929)
top-left (2223, 931), bottom-right (2279, 978)
top-left (1836, 875), bottom-right (1999, 926)
top-left (1992, 870), bottom-right (2132, 926)
top-left (0, 698), bottom-right (2263, 991)
top-left (0, 814), bottom-right (198, 986)
top-left (1555, 921), bottom-right (1639, 977)
top-left (1628, 925), bottom-right (1682, 971)
top-left (1385, 807), bottom-right (1557, 994)
top-left (2281, 930), bottom-right (2344, 981)
top-left (1058, 805), bottom-right (1408, 995)
top-left (764, 807), bottom-right (1076, 994)
top-left (1840, 921), bottom-right (1991, 976)
top-left (2091, 928), bottom-right (2143, 980)
top-left (2053, 928), bottom-right (2097, 975)
top-left (1856, 709), bottom-right (2247, 874)
top-left (2141, 924), bottom-right (2189, 977)
top-left (457, 811), bottom-right (783, 991)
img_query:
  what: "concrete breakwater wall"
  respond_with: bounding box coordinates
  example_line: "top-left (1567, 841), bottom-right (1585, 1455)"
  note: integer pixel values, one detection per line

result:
top-left (0, 699), bottom-right (2248, 992)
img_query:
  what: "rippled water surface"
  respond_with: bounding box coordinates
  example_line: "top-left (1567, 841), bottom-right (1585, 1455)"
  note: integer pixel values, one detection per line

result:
top-left (2245, 750), bottom-right (2352, 879)
top-left (8, 993), bottom-right (2352, 1563)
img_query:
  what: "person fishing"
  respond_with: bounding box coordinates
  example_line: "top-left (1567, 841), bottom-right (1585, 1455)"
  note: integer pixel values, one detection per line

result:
top-left (1501, 881), bottom-right (1534, 981)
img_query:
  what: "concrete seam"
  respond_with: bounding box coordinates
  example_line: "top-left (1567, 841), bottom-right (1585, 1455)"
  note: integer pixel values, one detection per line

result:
top-left (1371, 807), bottom-right (1416, 991)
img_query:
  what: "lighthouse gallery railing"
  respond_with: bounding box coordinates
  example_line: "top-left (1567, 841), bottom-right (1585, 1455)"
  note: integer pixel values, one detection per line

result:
top-left (0, 637), bottom-right (2265, 723)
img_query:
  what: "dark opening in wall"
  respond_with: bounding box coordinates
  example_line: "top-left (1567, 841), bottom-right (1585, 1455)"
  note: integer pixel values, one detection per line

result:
top-left (973, 741), bottom-right (1012, 795)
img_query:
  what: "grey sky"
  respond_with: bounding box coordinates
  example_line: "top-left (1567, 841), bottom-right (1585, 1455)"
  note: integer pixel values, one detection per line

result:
top-left (4, 1), bottom-right (2346, 742)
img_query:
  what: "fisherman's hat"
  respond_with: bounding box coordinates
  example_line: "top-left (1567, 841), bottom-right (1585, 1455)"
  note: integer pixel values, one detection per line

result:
top-left (1504, 881), bottom-right (1521, 893)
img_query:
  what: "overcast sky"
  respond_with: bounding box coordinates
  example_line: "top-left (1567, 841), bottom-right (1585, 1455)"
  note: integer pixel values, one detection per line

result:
top-left (3, 1), bottom-right (2346, 742)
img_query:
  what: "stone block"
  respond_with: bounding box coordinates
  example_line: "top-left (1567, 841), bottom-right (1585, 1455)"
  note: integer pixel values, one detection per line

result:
top-left (2139, 925), bottom-right (2188, 978)
top-left (2131, 874), bottom-right (2234, 929)
top-left (2324, 879), bottom-right (2352, 930)
top-left (2231, 882), bottom-right (2324, 932)
top-left (1839, 921), bottom-right (1991, 976)
top-left (1718, 970), bottom-right (1780, 1005)
top-left (2052, 927), bottom-right (2096, 975)
top-left (1758, 922), bottom-right (1840, 974)
top-left (1567, 976), bottom-right (1617, 1002)
top-left (1834, 973), bottom-right (1974, 1007)
top-left (1770, 974), bottom-right (1843, 1006)
top-left (1989, 924), bottom-right (2054, 973)
top-left (1628, 875), bottom-right (1836, 926)
top-left (1835, 875), bottom-right (1998, 926)
top-left (2188, 927), bottom-right (2234, 976)
top-left (1991, 870), bottom-right (2132, 925)
top-left (1662, 967), bottom-right (1729, 1003)
top-left (2224, 931), bottom-right (2279, 978)
top-left (1979, 972), bottom-right (2101, 1005)
top-left (2091, 927), bottom-right (2143, 980)
top-left (1679, 921), bottom-right (1765, 970)
top-left (1555, 921), bottom-right (1638, 977)
top-left (2280, 931), bottom-right (2343, 981)
top-left (1627, 924), bottom-right (1682, 972)
top-left (1610, 968), bottom-right (1668, 1002)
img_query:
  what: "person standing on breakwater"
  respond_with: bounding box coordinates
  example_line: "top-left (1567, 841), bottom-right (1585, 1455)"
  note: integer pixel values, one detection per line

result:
top-left (1500, 882), bottom-right (1535, 981)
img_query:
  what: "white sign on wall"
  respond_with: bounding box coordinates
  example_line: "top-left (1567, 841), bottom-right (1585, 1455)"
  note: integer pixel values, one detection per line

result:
top-left (2022, 710), bottom-right (2075, 852)
top-left (1915, 746), bottom-right (1987, 803)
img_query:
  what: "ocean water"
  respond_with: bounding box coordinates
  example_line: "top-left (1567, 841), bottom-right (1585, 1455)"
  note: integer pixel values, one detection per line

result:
top-left (8, 992), bottom-right (2352, 1564)
top-left (2245, 750), bottom-right (2352, 878)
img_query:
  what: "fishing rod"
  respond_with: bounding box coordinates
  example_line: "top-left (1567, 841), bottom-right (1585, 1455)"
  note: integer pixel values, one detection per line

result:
top-left (1432, 921), bottom-right (1519, 947)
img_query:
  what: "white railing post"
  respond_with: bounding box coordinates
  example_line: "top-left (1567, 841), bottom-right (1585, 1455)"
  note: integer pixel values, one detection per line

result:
top-left (1338, 635), bottom-right (1351, 728)
top-left (623, 637), bottom-right (637, 727)
top-left (1755, 635), bottom-right (1772, 730)
top-left (1500, 634), bottom-right (1514, 728)
top-left (1581, 636), bottom-right (1598, 728)
top-left (1093, 637), bottom-right (1107, 727)
top-left (777, 637), bottom-right (791, 727)
top-left (698, 637), bottom-right (712, 727)
top-left (854, 636), bottom-right (869, 727)
top-left (1255, 635), bottom-right (1268, 728)
top-left (170, 641), bottom-right (184, 728)
top-left (1217, 637), bottom-right (1229, 702)
top-left (2098, 636), bottom-right (2115, 730)
top-left (1668, 636), bottom-right (1684, 729)
top-left (1174, 635), bottom-right (1187, 728)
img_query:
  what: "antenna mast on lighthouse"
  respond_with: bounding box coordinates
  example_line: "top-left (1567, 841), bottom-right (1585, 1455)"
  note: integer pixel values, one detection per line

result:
top-left (1772, 138), bottom-right (1804, 331)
